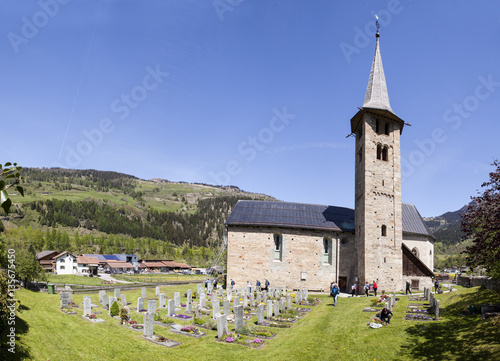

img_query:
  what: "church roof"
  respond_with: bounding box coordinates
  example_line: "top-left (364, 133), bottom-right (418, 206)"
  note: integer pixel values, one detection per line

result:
top-left (226, 200), bottom-right (434, 239)
top-left (225, 201), bottom-right (355, 232)
top-left (363, 34), bottom-right (394, 114)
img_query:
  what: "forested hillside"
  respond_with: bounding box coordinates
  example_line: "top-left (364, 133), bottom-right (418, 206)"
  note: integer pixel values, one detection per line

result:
top-left (0, 167), bottom-right (274, 266)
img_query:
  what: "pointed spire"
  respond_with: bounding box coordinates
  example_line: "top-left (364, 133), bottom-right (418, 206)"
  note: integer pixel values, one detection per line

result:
top-left (362, 30), bottom-right (395, 114)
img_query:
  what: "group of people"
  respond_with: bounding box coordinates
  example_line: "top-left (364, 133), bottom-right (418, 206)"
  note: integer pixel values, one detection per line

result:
top-left (349, 281), bottom-right (378, 297)
top-left (229, 278), bottom-right (270, 291)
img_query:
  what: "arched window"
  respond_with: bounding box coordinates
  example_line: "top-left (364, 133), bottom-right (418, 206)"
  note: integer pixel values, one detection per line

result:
top-left (274, 234), bottom-right (282, 261)
top-left (381, 225), bottom-right (387, 237)
top-left (377, 144), bottom-right (382, 160)
top-left (384, 122), bottom-right (390, 135)
top-left (323, 238), bottom-right (332, 264)
top-left (412, 247), bottom-right (420, 258)
top-left (382, 146), bottom-right (388, 161)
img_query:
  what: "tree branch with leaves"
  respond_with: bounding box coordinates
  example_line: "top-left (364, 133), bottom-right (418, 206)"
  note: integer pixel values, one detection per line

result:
top-left (461, 160), bottom-right (500, 277)
top-left (0, 162), bottom-right (24, 214)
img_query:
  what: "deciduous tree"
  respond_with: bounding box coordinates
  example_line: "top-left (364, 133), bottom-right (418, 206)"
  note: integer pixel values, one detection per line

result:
top-left (461, 160), bottom-right (500, 276)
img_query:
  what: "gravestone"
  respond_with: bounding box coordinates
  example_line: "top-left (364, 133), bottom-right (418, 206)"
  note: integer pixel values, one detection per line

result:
top-left (108, 298), bottom-right (116, 315)
top-left (174, 292), bottom-right (181, 307)
top-left (234, 305), bottom-right (243, 331)
top-left (143, 312), bottom-right (154, 337)
top-left (304, 289), bottom-right (309, 300)
top-left (83, 297), bottom-right (92, 316)
top-left (187, 289), bottom-right (192, 304)
top-left (243, 294), bottom-right (248, 308)
top-left (121, 294), bottom-right (127, 306)
top-left (218, 286), bottom-right (223, 297)
top-left (99, 290), bottom-right (105, 303)
top-left (283, 286), bottom-right (287, 295)
top-left (141, 287), bottom-right (147, 299)
top-left (266, 300), bottom-right (273, 319)
top-left (257, 304), bottom-right (264, 325)
top-left (102, 294), bottom-right (109, 310)
top-left (263, 291), bottom-right (267, 303)
top-left (137, 297), bottom-right (144, 312)
top-left (280, 297), bottom-right (286, 312)
top-left (159, 293), bottom-right (166, 308)
top-left (295, 291), bottom-right (299, 304)
top-left (249, 293), bottom-right (255, 307)
top-left (197, 283), bottom-right (202, 295)
top-left (167, 299), bottom-right (175, 316)
top-left (212, 300), bottom-right (220, 319)
top-left (186, 300), bottom-right (192, 313)
top-left (148, 299), bottom-right (157, 314)
top-left (435, 300), bottom-right (440, 320)
top-left (274, 300), bottom-right (280, 316)
top-left (155, 286), bottom-right (160, 296)
top-left (207, 282), bottom-right (213, 294)
top-left (216, 314), bottom-right (228, 339)
top-left (200, 294), bottom-right (206, 309)
top-left (286, 295), bottom-right (291, 310)
top-left (256, 292), bottom-right (262, 305)
top-left (114, 288), bottom-right (121, 299)
top-left (227, 292), bottom-right (232, 302)
top-left (233, 296), bottom-right (240, 308)
top-left (223, 299), bottom-right (230, 316)
top-left (60, 292), bottom-right (70, 309)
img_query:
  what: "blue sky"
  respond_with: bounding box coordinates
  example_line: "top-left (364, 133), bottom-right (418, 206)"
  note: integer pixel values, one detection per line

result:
top-left (1, 0), bottom-right (499, 217)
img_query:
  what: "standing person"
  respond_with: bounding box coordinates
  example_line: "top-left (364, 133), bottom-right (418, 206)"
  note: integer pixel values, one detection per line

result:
top-left (373, 280), bottom-right (378, 297)
top-left (213, 278), bottom-right (218, 288)
top-left (256, 279), bottom-right (261, 291)
top-left (331, 282), bottom-right (340, 306)
top-left (434, 279), bottom-right (439, 292)
top-left (380, 307), bottom-right (393, 324)
top-left (406, 281), bottom-right (412, 295)
top-left (351, 282), bottom-right (357, 297)
top-left (364, 282), bottom-right (370, 297)
top-left (230, 278), bottom-right (235, 287)
top-left (264, 279), bottom-right (270, 291)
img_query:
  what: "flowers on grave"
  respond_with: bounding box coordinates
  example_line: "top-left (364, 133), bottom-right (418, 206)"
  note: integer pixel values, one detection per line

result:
top-left (69, 302), bottom-right (78, 308)
top-left (156, 336), bottom-right (169, 342)
top-left (172, 314), bottom-right (191, 319)
top-left (139, 309), bottom-right (148, 313)
top-left (128, 320), bottom-right (138, 325)
top-left (225, 337), bottom-right (235, 343)
top-left (181, 325), bottom-right (199, 334)
top-left (88, 314), bottom-right (97, 319)
top-left (251, 338), bottom-right (263, 344)
top-left (250, 329), bottom-right (273, 338)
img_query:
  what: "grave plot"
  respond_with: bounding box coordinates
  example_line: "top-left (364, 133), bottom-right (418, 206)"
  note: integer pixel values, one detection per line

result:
top-left (82, 296), bottom-right (105, 323)
top-left (169, 324), bottom-right (207, 338)
top-left (122, 320), bottom-right (144, 331)
top-left (217, 332), bottom-right (266, 348)
top-left (142, 311), bottom-right (181, 348)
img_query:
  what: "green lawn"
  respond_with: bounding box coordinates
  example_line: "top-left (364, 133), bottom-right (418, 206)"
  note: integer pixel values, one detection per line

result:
top-left (7, 285), bottom-right (500, 361)
top-left (113, 274), bottom-right (206, 283)
top-left (46, 274), bottom-right (110, 286)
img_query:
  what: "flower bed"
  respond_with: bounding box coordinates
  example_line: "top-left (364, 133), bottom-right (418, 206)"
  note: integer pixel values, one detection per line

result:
top-left (82, 314), bottom-right (105, 323)
top-left (171, 313), bottom-right (192, 320)
top-left (406, 308), bottom-right (429, 314)
top-left (60, 308), bottom-right (78, 315)
top-left (169, 324), bottom-right (206, 338)
top-left (256, 321), bottom-right (292, 328)
top-left (218, 332), bottom-right (265, 348)
top-left (248, 328), bottom-right (276, 339)
top-left (404, 314), bottom-right (434, 321)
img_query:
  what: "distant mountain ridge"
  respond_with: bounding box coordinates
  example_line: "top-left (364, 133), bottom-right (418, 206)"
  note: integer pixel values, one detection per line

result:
top-left (424, 203), bottom-right (470, 246)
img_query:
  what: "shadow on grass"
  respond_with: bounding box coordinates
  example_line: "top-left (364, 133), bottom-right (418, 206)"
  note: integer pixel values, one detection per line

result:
top-left (1, 316), bottom-right (31, 361)
top-left (401, 287), bottom-right (500, 361)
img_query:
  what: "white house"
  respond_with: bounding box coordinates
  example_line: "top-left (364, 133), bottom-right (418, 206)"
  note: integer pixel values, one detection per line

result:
top-left (54, 251), bottom-right (77, 275)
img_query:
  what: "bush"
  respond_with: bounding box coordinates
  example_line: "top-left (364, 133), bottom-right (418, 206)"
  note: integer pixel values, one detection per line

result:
top-left (236, 325), bottom-right (251, 335)
top-left (110, 301), bottom-right (120, 317)
top-left (119, 308), bottom-right (129, 324)
top-left (193, 317), bottom-right (205, 325)
top-left (204, 320), bottom-right (217, 330)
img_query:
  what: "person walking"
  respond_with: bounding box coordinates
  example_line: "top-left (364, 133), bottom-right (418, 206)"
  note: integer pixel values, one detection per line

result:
top-left (372, 281), bottom-right (378, 297)
top-left (364, 282), bottom-right (370, 297)
top-left (406, 280), bottom-right (412, 295)
top-left (351, 282), bottom-right (357, 297)
top-left (331, 282), bottom-right (340, 306)
top-left (434, 279), bottom-right (440, 292)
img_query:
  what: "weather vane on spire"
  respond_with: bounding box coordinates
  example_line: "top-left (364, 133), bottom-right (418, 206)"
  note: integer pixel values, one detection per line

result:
top-left (375, 14), bottom-right (380, 37)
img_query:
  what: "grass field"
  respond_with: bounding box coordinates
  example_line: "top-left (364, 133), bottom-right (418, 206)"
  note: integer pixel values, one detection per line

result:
top-left (46, 274), bottom-right (111, 286)
top-left (113, 273), bottom-right (206, 283)
top-left (6, 285), bottom-right (500, 361)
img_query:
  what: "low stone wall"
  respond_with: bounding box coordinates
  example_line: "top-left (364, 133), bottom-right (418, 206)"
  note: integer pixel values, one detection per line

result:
top-left (456, 275), bottom-right (500, 291)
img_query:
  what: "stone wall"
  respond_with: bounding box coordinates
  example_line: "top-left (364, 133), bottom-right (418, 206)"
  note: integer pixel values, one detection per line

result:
top-left (227, 226), bottom-right (339, 291)
top-left (456, 275), bottom-right (500, 291)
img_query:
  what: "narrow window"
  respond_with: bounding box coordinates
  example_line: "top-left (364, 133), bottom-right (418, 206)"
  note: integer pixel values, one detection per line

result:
top-left (375, 119), bottom-right (380, 133)
top-left (377, 144), bottom-right (382, 160)
top-left (323, 238), bottom-right (332, 264)
top-left (382, 180), bottom-right (385, 187)
top-left (382, 146), bottom-right (388, 161)
top-left (412, 247), bottom-right (419, 258)
top-left (381, 225), bottom-right (387, 237)
top-left (384, 123), bottom-right (390, 135)
top-left (274, 234), bottom-right (282, 261)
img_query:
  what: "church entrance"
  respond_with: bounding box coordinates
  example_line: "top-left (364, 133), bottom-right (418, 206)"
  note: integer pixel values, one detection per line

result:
top-left (339, 276), bottom-right (347, 293)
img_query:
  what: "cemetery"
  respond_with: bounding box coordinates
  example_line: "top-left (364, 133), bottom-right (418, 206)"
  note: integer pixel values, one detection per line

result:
top-left (8, 282), bottom-right (500, 360)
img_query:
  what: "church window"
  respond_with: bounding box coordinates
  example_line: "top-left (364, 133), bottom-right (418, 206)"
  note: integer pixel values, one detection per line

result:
top-left (382, 180), bottom-right (385, 186)
top-left (382, 146), bottom-right (388, 161)
top-left (412, 247), bottom-right (419, 258)
top-left (274, 234), bottom-right (282, 261)
top-left (323, 238), bottom-right (332, 264)
top-left (375, 119), bottom-right (380, 133)
top-left (384, 122), bottom-right (390, 135)
top-left (381, 225), bottom-right (387, 237)
top-left (376, 144), bottom-right (382, 160)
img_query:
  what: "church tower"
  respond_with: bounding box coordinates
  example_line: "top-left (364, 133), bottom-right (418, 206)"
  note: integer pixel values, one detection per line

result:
top-left (350, 26), bottom-right (405, 292)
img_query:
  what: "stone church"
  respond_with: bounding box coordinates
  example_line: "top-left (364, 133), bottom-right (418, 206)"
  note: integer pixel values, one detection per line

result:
top-left (225, 30), bottom-right (435, 293)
